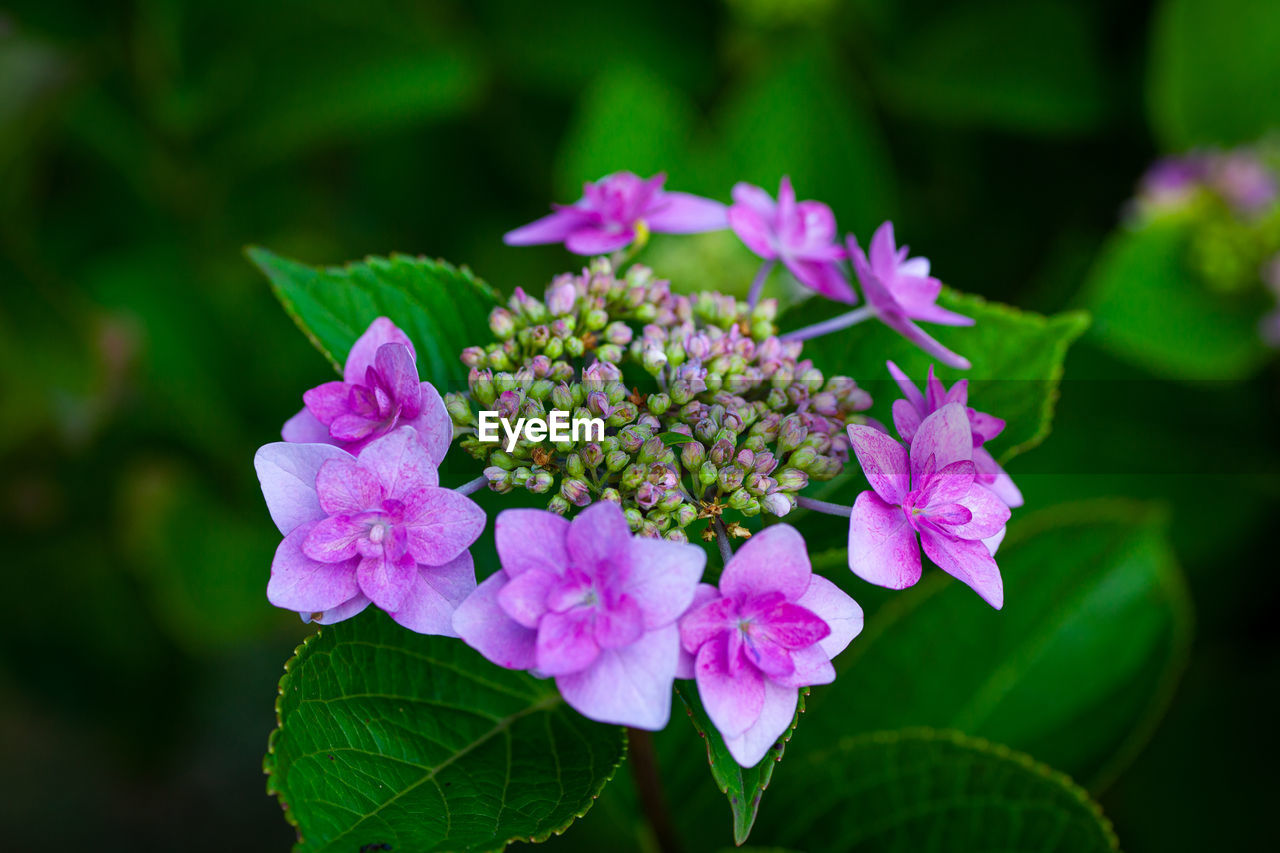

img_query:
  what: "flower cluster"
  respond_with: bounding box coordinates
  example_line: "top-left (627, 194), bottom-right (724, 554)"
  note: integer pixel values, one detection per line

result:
top-left (255, 170), bottom-right (1021, 766)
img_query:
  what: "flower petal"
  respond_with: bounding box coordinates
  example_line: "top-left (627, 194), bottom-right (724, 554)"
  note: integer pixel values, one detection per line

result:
top-left (886, 360), bottom-right (925, 410)
top-left (920, 528), bottom-right (1004, 609)
top-left (596, 594), bottom-right (645, 650)
top-left (281, 407), bottom-right (333, 444)
top-left (676, 583), bottom-right (721, 678)
top-left (848, 490), bottom-right (922, 590)
top-left (536, 610), bottom-right (601, 676)
top-left (495, 509), bottom-right (571, 577)
top-left (728, 204), bottom-right (778, 260)
top-left (373, 343), bottom-right (421, 409)
top-left (302, 514), bottom-right (366, 562)
top-left (344, 317), bottom-right (415, 385)
top-left (496, 568), bottom-right (558, 629)
top-left (695, 635), bottom-right (765, 740)
top-left (878, 312), bottom-right (971, 370)
top-left (301, 381), bottom-right (351, 424)
top-left (453, 571), bottom-right (538, 670)
top-left (975, 447), bottom-right (1023, 508)
top-left (730, 182), bottom-right (777, 219)
top-left (944, 483), bottom-right (1012, 540)
top-left (356, 554), bottom-right (418, 613)
top-left (267, 522), bottom-right (360, 613)
top-left (773, 644), bottom-right (835, 689)
top-left (796, 574), bottom-right (863, 660)
top-left (314, 457), bottom-right (383, 515)
top-left (922, 459), bottom-right (977, 506)
top-left (623, 537), bottom-right (706, 629)
top-left (503, 207), bottom-right (593, 246)
top-left (910, 402), bottom-right (973, 484)
top-left (387, 551), bottom-right (477, 636)
top-left (847, 422), bottom-right (911, 505)
top-left (556, 624), bottom-right (680, 730)
top-left (644, 192), bottom-right (728, 233)
top-left (722, 679), bottom-right (799, 768)
top-left (782, 256), bottom-right (857, 303)
top-left (720, 524), bottom-right (811, 603)
top-left (403, 382), bottom-right (453, 467)
top-left (357, 426), bottom-right (439, 499)
top-left (566, 501), bottom-right (631, 578)
top-left (307, 593), bottom-right (371, 625)
top-left (254, 442), bottom-right (351, 534)
top-left (400, 487), bottom-right (485, 566)
top-left (565, 225), bottom-right (635, 255)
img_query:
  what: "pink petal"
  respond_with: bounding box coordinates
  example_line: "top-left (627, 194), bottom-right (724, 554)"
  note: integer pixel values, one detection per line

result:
top-left (678, 589), bottom-right (735, 654)
top-left (400, 487), bottom-right (485, 566)
top-left (676, 583), bottom-right (721, 679)
top-left (695, 635), bottom-right (765, 740)
top-left (536, 610), bottom-right (601, 675)
top-left (728, 205), bottom-right (778, 260)
top-left (495, 509), bottom-right (571, 577)
top-left (969, 410), bottom-right (1006, 445)
top-left (314, 457), bottom-right (383, 515)
top-left (566, 502), bottom-right (631, 577)
top-left (373, 343), bottom-right (421, 408)
top-left (356, 554), bottom-right (418, 612)
top-left (496, 568), bottom-right (558, 629)
top-left (921, 459), bottom-right (977, 506)
top-left (328, 412), bottom-right (383, 444)
top-left (975, 447), bottom-right (1023, 508)
top-left (910, 402), bottom-right (973, 484)
top-left (846, 423), bottom-right (911, 505)
top-left (565, 225), bottom-right (635, 255)
top-left (776, 176), bottom-right (797, 224)
top-left (623, 537), bottom-right (706, 629)
top-left (302, 515), bottom-right (366, 562)
top-left (755, 600), bottom-right (830, 650)
top-left (308, 593), bottom-right (371, 625)
top-left (730, 182), bottom-right (777, 219)
top-left (721, 524), bottom-right (811, 603)
top-left (891, 398), bottom-right (923, 444)
top-left (344, 317), bottom-right (415, 386)
top-left (503, 207), bottom-right (593, 246)
top-left (254, 442), bottom-right (351, 535)
top-left (267, 522), bottom-right (360, 613)
top-left (794, 200), bottom-right (837, 245)
top-left (868, 221), bottom-right (898, 275)
top-left (302, 381), bottom-right (352, 424)
top-left (595, 594), bottom-right (645, 650)
top-left (907, 299), bottom-right (975, 328)
top-left (879, 312), bottom-right (971, 370)
top-left (644, 192), bottom-right (728, 233)
top-left (452, 571), bottom-right (538, 670)
top-left (886, 360), bottom-right (925, 410)
top-left (919, 528), bottom-right (1004, 609)
top-left (795, 575), bottom-right (863, 660)
top-left (281, 408), bottom-right (333, 444)
top-left (944, 483), bottom-right (1012, 540)
top-left (847, 490), bottom-right (922, 590)
top-left (983, 526), bottom-right (1007, 556)
top-left (773, 644), bottom-right (835, 689)
top-left (387, 551), bottom-right (476, 636)
top-left (722, 678), bottom-right (799, 768)
top-left (556, 624), bottom-right (680, 730)
top-left (782, 256), bottom-right (857, 303)
top-left (356, 427), bottom-right (439, 499)
top-left (402, 382), bottom-right (453, 467)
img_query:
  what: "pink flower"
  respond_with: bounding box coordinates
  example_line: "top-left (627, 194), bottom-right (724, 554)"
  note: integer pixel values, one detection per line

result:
top-left (282, 317), bottom-right (452, 462)
top-left (452, 502), bottom-right (706, 730)
top-left (728, 177), bottom-right (853, 302)
top-left (504, 172), bottom-right (727, 255)
top-left (254, 427), bottom-right (485, 633)
top-left (886, 361), bottom-right (1023, 508)
top-left (846, 403), bottom-right (1010, 609)
top-left (676, 525), bottom-right (862, 767)
top-left (849, 222), bottom-right (974, 369)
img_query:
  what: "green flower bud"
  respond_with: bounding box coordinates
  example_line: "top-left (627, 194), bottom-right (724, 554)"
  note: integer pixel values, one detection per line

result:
top-left (606, 450), bottom-right (630, 473)
top-left (547, 495), bottom-right (571, 516)
top-left (564, 336), bottom-right (586, 358)
top-left (698, 460), bottom-right (718, 486)
top-left (680, 440), bottom-right (706, 471)
top-left (647, 393), bottom-right (671, 416)
top-left (565, 453), bottom-right (586, 478)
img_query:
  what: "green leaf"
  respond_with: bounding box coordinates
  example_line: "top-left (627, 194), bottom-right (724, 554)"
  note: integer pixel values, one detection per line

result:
top-left (783, 290), bottom-right (1089, 463)
top-left (659, 431), bottom-right (696, 446)
top-left (248, 247), bottom-right (499, 388)
top-left (265, 610), bottom-right (627, 853)
top-left (801, 499), bottom-right (1192, 791)
top-left (1148, 0), bottom-right (1280, 149)
top-left (1080, 220), bottom-right (1270, 380)
top-left (757, 728), bottom-right (1118, 851)
top-left (671, 684), bottom-right (809, 846)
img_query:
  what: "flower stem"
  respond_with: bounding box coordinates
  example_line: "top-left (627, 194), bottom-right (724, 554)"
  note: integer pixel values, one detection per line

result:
top-left (627, 727), bottom-right (682, 853)
top-left (455, 475), bottom-right (488, 496)
top-left (713, 517), bottom-right (735, 565)
top-left (796, 495), bottom-right (852, 517)
top-left (746, 258), bottom-right (775, 311)
top-left (779, 306), bottom-right (874, 342)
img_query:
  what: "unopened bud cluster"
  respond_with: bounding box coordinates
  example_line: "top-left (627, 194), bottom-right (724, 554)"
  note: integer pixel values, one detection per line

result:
top-left (446, 258), bottom-right (874, 541)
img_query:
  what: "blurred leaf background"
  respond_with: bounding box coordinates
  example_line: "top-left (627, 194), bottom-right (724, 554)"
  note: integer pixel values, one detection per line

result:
top-left (1, 0), bottom-right (1277, 850)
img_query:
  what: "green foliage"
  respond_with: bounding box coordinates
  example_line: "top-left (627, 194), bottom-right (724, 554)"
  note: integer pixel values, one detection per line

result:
top-left (756, 728), bottom-right (1118, 852)
top-left (1081, 219), bottom-right (1270, 380)
top-left (784, 291), bottom-right (1090, 463)
top-left (801, 499), bottom-right (1191, 790)
top-left (1148, 0), bottom-right (1280, 148)
top-left (265, 610), bottom-right (627, 853)
top-left (671, 684), bottom-right (808, 846)
top-left (248, 248), bottom-right (499, 386)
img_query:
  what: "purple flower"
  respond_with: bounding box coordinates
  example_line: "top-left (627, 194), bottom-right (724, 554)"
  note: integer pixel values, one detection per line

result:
top-left (282, 317), bottom-right (452, 462)
top-left (451, 502), bottom-right (706, 729)
top-left (886, 361), bottom-right (1023, 508)
top-left (1138, 155), bottom-right (1206, 208)
top-left (1207, 150), bottom-right (1278, 215)
top-left (728, 177), bottom-right (853, 303)
top-left (254, 427), bottom-right (485, 633)
top-left (676, 525), bottom-right (862, 767)
top-left (846, 403), bottom-right (1010, 609)
top-left (504, 172), bottom-right (728, 255)
top-left (849, 222), bottom-right (974, 370)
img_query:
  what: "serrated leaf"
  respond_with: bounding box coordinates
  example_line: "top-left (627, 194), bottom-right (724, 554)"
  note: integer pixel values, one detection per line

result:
top-left (757, 728), bottom-right (1118, 851)
top-left (265, 610), bottom-right (627, 853)
top-left (671, 684), bottom-right (809, 846)
top-left (801, 499), bottom-right (1192, 791)
top-left (782, 289), bottom-right (1089, 464)
top-left (1080, 220), bottom-right (1270, 380)
top-left (248, 247), bottom-right (499, 389)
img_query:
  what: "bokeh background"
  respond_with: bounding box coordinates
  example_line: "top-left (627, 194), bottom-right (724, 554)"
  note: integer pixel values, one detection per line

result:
top-left (3, 0), bottom-right (1278, 850)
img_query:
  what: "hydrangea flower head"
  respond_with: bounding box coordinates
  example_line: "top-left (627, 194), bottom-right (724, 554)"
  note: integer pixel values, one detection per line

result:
top-left (452, 501), bottom-right (706, 729)
top-left (846, 402), bottom-right (1010, 609)
top-left (283, 317), bottom-right (452, 462)
top-left (677, 525), bottom-right (862, 767)
top-left (255, 427), bottom-right (485, 633)
top-left (886, 361), bottom-right (1022, 508)
top-left (728, 176), bottom-right (853, 302)
top-left (849, 222), bottom-right (974, 369)
top-left (504, 172), bottom-right (728, 255)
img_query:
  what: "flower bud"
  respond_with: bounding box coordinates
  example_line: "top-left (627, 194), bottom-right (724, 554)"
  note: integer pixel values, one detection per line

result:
top-left (680, 440), bottom-right (706, 471)
top-left (606, 450), bottom-right (630, 473)
top-left (638, 436), bottom-right (665, 464)
top-left (788, 446), bottom-right (819, 471)
top-left (472, 370), bottom-right (496, 406)
top-left (620, 463), bottom-right (646, 491)
top-left (775, 467), bottom-right (809, 491)
top-left (777, 414), bottom-right (808, 453)
top-left (461, 346), bottom-right (487, 368)
top-left (636, 482), bottom-right (660, 509)
top-left (642, 346), bottom-right (668, 376)
top-left (658, 489), bottom-right (684, 512)
top-left (560, 478), bottom-right (591, 506)
top-left (511, 467), bottom-right (532, 487)
top-left (489, 307), bottom-right (516, 340)
top-left (596, 344), bottom-right (624, 363)
top-left (624, 507), bottom-right (644, 531)
top-left (698, 461), bottom-right (718, 487)
top-left (546, 281), bottom-right (577, 316)
top-left (526, 470), bottom-right (554, 494)
top-left (717, 465), bottom-right (744, 492)
top-left (484, 466), bottom-right (512, 493)
top-left (601, 487), bottom-right (622, 504)
top-left (674, 504), bottom-right (698, 528)
top-left (665, 528), bottom-right (689, 544)
top-left (726, 488), bottom-right (752, 510)
top-left (489, 450), bottom-right (517, 471)
top-left (564, 336), bottom-right (586, 358)
top-left (604, 321), bottom-right (633, 346)
top-left (709, 438), bottom-right (734, 466)
top-left (543, 337), bottom-right (564, 359)
top-left (647, 393), bottom-right (671, 416)
top-left (445, 392), bottom-right (474, 425)
top-left (547, 495), bottom-right (571, 516)
top-left (565, 453), bottom-right (586, 478)
top-left (582, 442), bottom-right (604, 469)
top-left (606, 401), bottom-right (638, 427)
top-left (584, 308), bottom-right (609, 331)
top-left (809, 455), bottom-right (844, 481)
top-left (762, 492), bottom-right (793, 517)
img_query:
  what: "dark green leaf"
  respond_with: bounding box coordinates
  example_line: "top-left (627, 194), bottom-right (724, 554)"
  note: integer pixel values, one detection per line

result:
top-left (265, 610), bottom-right (627, 853)
top-left (801, 499), bottom-right (1192, 790)
top-left (1081, 220), bottom-right (1270, 380)
top-left (671, 683), bottom-right (808, 846)
top-left (659, 431), bottom-right (696, 446)
top-left (757, 728), bottom-right (1118, 851)
top-left (248, 247), bottom-right (499, 388)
